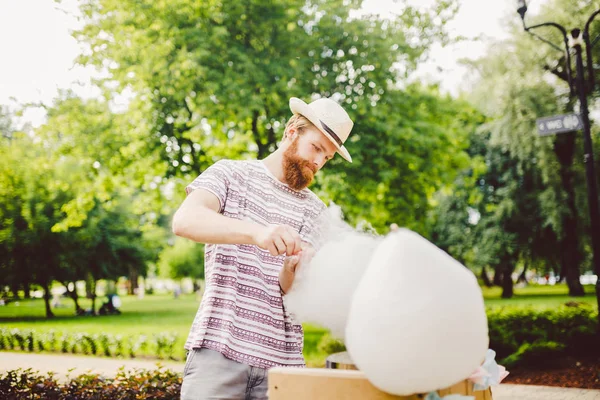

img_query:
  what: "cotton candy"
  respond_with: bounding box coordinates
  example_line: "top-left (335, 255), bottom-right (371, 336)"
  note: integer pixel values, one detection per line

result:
top-left (283, 205), bottom-right (381, 339)
top-left (345, 229), bottom-right (489, 395)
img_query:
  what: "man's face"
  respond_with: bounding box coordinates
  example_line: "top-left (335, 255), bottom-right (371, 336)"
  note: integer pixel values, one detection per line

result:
top-left (282, 126), bottom-right (338, 191)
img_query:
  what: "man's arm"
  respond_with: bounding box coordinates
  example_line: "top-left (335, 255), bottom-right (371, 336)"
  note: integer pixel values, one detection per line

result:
top-left (172, 189), bottom-right (302, 256)
top-left (279, 245), bottom-right (315, 294)
top-left (279, 255), bottom-right (299, 294)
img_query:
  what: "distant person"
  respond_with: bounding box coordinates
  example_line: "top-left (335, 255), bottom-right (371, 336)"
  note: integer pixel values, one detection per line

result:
top-left (51, 293), bottom-right (63, 308)
top-left (172, 97), bottom-right (354, 400)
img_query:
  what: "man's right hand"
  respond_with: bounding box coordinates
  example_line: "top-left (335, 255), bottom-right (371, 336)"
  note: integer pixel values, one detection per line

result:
top-left (254, 225), bottom-right (302, 256)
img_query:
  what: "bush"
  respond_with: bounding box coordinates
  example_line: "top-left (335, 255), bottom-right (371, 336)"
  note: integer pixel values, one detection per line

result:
top-left (317, 333), bottom-right (347, 355)
top-left (487, 303), bottom-right (598, 366)
top-left (154, 332), bottom-right (178, 360)
top-left (0, 328), bottom-right (10, 350)
top-left (501, 340), bottom-right (566, 367)
top-left (0, 329), bottom-right (181, 360)
top-left (0, 367), bottom-right (181, 399)
top-left (308, 304), bottom-right (598, 368)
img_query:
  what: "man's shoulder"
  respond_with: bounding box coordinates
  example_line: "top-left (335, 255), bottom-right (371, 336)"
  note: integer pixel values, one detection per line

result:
top-left (212, 158), bottom-right (255, 168)
top-left (209, 159), bottom-right (259, 175)
top-left (302, 189), bottom-right (327, 212)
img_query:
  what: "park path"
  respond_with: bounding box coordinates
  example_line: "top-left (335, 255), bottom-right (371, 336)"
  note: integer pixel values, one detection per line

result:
top-left (1, 351), bottom-right (599, 400)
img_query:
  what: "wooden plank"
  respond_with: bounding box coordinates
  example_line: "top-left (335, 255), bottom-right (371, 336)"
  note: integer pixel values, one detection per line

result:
top-left (465, 380), bottom-right (474, 395)
top-left (268, 368), bottom-right (493, 400)
top-left (483, 387), bottom-right (493, 400)
top-left (439, 380), bottom-right (467, 396)
top-left (268, 368), bottom-right (414, 400)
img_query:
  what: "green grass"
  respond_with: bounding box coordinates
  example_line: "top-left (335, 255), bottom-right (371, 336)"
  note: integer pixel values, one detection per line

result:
top-left (0, 294), bottom-right (196, 359)
top-left (0, 293), bottom-right (329, 363)
top-left (0, 284), bottom-right (597, 366)
top-left (482, 284), bottom-right (597, 308)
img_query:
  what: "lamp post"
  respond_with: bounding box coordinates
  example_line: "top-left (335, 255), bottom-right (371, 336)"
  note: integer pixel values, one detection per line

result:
top-left (517, 1), bottom-right (600, 325)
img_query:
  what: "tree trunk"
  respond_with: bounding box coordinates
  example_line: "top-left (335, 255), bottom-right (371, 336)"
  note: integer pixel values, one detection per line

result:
top-left (252, 110), bottom-right (268, 159)
top-left (42, 281), bottom-right (54, 318)
top-left (560, 209), bottom-right (584, 295)
top-left (63, 281), bottom-right (83, 314)
top-left (85, 277), bottom-right (93, 299)
top-left (501, 267), bottom-right (514, 299)
top-left (10, 282), bottom-right (19, 299)
top-left (480, 266), bottom-right (492, 287)
top-left (88, 275), bottom-right (97, 315)
top-left (492, 269), bottom-right (503, 286)
top-left (554, 133), bottom-right (585, 297)
top-left (565, 261), bottom-right (584, 296)
top-left (23, 282), bottom-right (31, 299)
top-left (517, 264), bottom-right (528, 283)
top-left (128, 267), bottom-right (138, 296)
top-left (499, 255), bottom-right (514, 299)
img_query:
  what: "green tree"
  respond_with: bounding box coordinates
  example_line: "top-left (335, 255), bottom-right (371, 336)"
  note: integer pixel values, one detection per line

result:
top-left (158, 237), bottom-right (204, 281)
top-left (0, 129), bottom-right (76, 317)
top-left (315, 85), bottom-right (478, 233)
top-left (457, 0), bottom-right (600, 295)
top-left (0, 94), bottom-right (172, 316)
top-left (70, 0), bottom-right (458, 177)
top-left (36, 93), bottom-right (171, 299)
top-left (62, 0), bottom-right (485, 237)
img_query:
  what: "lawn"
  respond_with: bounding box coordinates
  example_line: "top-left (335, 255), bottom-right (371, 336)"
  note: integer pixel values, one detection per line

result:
top-left (0, 283), bottom-right (596, 366)
top-left (0, 293), bottom-right (329, 363)
top-left (482, 284), bottom-right (597, 308)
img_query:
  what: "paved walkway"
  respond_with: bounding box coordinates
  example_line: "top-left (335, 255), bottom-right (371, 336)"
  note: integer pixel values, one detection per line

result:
top-left (1, 352), bottom-right (599, 399)
top-left (0, 351), bottom-right (184, 379)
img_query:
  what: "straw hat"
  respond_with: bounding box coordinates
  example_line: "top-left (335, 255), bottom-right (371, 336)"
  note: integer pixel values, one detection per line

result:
top-left (289, 97), bottom-right (354, 163)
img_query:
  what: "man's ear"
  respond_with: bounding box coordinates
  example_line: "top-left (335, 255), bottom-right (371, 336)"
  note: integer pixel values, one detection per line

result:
top-left (285, 126), bottom-right (297, 141)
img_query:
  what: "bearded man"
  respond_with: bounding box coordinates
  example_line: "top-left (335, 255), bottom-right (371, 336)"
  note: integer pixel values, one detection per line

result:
top-left (172, 97), bottom-right (354, 400)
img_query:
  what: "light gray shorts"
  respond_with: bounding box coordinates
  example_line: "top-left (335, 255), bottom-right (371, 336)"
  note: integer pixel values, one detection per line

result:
top-left (180, 348), bottom-right (268, 400)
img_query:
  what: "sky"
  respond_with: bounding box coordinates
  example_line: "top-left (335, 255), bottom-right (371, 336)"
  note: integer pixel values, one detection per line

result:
top-left (0, 0), bottom-right (547, 128)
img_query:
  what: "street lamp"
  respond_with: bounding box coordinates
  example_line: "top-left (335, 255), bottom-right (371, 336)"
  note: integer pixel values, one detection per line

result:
top-left (517, 1), bottom-right (600, 325)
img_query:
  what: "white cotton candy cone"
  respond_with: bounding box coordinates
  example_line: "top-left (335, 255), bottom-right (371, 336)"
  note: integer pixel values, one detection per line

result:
top-left (345, 229), bottom-right (489, 395)
top-left (283, 206), bottom-right (381, 339)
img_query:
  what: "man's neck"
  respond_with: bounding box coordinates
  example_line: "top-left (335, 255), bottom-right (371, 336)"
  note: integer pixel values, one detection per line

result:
top-left (262, 150), bottom-right (286, 183)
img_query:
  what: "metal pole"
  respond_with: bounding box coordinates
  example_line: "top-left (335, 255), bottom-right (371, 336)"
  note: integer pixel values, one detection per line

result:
top-left (572, 30), bottom-right (600, 325)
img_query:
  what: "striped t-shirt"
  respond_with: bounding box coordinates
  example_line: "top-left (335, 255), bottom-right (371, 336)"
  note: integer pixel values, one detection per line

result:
top-left (183, 159), bottom-right (326, 368)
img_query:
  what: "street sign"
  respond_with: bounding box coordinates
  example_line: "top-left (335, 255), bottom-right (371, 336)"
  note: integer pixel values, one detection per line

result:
top-left (537, 113), bottom-right (583, 136)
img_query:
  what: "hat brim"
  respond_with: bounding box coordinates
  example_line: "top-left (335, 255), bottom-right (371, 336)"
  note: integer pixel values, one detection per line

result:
top-left (289, 97), bottom-right (352, 163)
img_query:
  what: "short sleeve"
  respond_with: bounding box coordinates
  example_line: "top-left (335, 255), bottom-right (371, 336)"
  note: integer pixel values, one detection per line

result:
top-left (186, 160), bottom-right (233, 213)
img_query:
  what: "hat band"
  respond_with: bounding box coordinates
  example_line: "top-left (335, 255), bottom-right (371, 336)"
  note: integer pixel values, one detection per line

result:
top-left (319, 120), bottom-right (343, 147)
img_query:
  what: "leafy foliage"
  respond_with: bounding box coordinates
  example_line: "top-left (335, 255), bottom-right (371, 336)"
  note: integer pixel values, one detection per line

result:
top-left (158, 237), bottom-right (204, 280)
top-left (72, 0), bottom-right (459, 175)
top-left (0, 328), bottom-right (181, 360)
top-left (0, 367), bottom-right (181, 400)
top-left (487, 303), bottom-right (598, 365)
top-left (429, 0), bottom-right (600, 297)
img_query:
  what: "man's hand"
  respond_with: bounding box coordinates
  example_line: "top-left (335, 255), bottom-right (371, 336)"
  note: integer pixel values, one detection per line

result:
top-left (283, 254), bottom-right (301, 274)
top-left (254, 224), bottom-right (302, 256)
top-left (279, 243), bottom-right (316, 294)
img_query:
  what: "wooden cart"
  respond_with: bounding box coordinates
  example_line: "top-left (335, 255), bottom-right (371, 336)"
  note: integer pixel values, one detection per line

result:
top-left (268, 352), bottom-right (493, 399)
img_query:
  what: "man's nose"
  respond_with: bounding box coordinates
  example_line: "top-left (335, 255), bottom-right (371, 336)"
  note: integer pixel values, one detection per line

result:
top-left (314, 158), bottom-right (324, 170)
top-left (318, 154), bottom-right (330, 167)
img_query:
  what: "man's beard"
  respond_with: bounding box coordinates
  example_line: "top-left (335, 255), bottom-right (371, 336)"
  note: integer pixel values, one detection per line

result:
top-left (282, 137), bottom-right (317, 191)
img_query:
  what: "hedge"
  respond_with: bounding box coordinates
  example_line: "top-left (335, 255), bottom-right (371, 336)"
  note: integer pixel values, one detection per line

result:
top-left (0, 329), bottom-right (180, 360)
top-left (0, 368), bottom-right (181, 400)
top-left (487, 303), bottom-right (598, 367)
top-left (317, 303), bottom-right (599, 368)
top-left (2, 304), bottom-right (597, 368)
